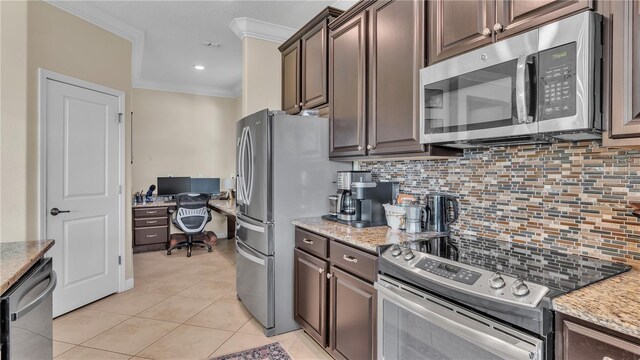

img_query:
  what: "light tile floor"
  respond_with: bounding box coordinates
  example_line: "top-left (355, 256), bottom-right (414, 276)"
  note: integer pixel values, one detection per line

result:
top-left (53, 239), bottom-right (332, 360)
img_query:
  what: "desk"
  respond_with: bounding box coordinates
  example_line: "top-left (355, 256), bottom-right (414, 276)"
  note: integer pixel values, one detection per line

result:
top-left (132, 199), bottom-right (236, 253)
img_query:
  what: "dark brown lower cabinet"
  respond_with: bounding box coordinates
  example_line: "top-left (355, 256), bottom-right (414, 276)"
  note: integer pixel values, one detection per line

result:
top-left (294, 248), bottom-right (328, 347)
top-left (329, 266), bottom-right (376, 360)
top-left (556, 313), bottom-right (640, 360)
top-left (294, 227), bottom-right (378, 360)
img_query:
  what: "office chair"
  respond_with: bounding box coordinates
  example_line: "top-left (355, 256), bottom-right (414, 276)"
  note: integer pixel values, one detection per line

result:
top-left (167, 193), bottom-right (213, 257)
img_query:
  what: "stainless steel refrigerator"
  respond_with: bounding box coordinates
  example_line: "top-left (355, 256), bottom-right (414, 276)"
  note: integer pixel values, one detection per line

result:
top-left (235, 109), bottom-right (350, 336)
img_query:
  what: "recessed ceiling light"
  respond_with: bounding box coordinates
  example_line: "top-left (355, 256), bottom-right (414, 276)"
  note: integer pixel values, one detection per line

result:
top-left (194, 65), bottom-right (205, 70)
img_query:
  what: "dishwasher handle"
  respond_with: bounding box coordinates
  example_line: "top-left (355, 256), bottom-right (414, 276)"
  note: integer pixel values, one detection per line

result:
top-left (11, 271), bottom-right (57, 321)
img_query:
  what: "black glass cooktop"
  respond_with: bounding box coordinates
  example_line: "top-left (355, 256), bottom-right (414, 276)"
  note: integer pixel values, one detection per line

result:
top-left (420, 236), bottom-right (631, 298)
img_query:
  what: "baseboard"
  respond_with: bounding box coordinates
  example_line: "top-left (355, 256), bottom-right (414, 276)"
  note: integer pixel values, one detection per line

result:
top-left (122, 277), bottom-right (134, 292)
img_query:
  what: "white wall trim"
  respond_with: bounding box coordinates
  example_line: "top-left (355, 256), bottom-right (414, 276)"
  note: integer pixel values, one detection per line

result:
top-left (37, 68), bottom-right (128, 296)
top-left (134, 78), bottom-right (241, 99)
top-left (124, 278), bottom-right (134, 292)
top-left (228, 17), bottom-right (296, 44)
top-left (45, 0), bottom-right (241, 98)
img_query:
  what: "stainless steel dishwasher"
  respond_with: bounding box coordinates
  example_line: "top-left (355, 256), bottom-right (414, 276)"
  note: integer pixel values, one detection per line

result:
top-left (0, 258), bottom-right (56, 360)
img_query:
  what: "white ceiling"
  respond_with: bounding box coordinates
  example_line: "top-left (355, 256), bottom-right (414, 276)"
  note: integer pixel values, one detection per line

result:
top-left (49, 0), bottom-right (354, 98)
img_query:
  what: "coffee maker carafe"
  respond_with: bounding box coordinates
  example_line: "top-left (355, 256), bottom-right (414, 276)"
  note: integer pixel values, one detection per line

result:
top-left (424, 193), bottom-right (459, 232)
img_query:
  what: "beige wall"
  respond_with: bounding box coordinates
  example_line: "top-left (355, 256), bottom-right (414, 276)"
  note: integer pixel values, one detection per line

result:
top-left (0, 1), bottom-right (134, 279)
top-left (131, 88), bottom-right (240, 236)
top-left (241, 37), bottom-right (282, 116)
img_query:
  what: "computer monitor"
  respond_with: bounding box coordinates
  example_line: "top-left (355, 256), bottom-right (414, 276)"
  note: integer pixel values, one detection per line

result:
top-left (157, 177), bottom-right (191, 196)
top-left (191, 178), bottom-right (220, 195)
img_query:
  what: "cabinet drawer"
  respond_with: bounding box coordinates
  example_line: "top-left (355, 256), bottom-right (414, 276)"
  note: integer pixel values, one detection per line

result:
top-left (329, 240), bottom-right (377, 283)
top-left (134, 207), bottom-right (168, 218)
top-left (134, 217), bottom-right (168, 227)
top-left (295, 228), bottom-right (328, 258)
top-left (135, 226), bottom-right (168, 246)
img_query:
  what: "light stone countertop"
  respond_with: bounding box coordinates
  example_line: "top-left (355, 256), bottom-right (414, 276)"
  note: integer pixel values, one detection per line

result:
top-left (553, 268), bottom-right (640, 339)
top-left (1, 240), bottom-right (55, 294)
top-left (292, 217), bottom-right (446, 253)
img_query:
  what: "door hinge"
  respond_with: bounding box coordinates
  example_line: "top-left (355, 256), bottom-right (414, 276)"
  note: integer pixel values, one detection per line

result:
top-left (118, 255), bottom-right (122, 265)
top-left (118, 113), bottom-right (123, 123)
top-left (118, 185), bottom-right (122, 194)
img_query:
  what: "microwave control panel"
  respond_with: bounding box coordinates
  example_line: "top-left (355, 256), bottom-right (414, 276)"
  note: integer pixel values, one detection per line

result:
top-left (538, 42), bottom-right (577, 120)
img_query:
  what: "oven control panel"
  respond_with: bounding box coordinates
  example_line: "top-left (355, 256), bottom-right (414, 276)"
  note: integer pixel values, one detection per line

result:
top-left (415, 258), bottom-right (481, 285)
top-left (538, 42), bottom-right (577, 120)
top-left (380, 245), bottom-right (550, 308)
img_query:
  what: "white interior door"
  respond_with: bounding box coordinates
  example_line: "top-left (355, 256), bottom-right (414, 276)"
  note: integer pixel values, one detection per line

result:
top-left (45, 79), bottom-right (121, 317)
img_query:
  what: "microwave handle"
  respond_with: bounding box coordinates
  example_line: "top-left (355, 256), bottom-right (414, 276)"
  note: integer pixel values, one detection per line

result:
top-left (516, 54), bottom-right (527, 124)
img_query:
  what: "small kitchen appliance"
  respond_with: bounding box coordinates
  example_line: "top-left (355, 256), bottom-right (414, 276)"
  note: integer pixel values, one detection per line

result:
top-left (424, 193), bottom-right (459, 232)
top-left (405, 205), bottom-right (425, 233)
top-left (420, 11), bottom-right (603, 147)
top-left (376, 236), bottom-right (630, 360)
top-left (323, 171), bottom-right (397, 228)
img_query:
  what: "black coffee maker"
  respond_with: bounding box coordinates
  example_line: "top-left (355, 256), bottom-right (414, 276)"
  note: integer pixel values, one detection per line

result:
top-left (323, 171), bottom-right (397, 228)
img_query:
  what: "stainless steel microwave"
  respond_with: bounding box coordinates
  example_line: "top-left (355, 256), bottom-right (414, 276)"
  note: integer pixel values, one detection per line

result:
top-left (420, 11), bottom-right (602, 148)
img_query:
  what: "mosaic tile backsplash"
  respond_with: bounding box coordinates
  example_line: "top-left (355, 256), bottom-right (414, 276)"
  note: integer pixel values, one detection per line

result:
top-left (359, 141), bottom-right (640, 264)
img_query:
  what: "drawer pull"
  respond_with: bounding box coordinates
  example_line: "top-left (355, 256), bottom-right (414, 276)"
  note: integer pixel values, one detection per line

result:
top-left (318, 268), bottom-right (324, 273)
top-left (343, 255), bottom-right (358, 263)
top-left (146, 211), bottom-right (158, 215)
top-left (146, 220), bottom-right (157, 224)
top-left (303, 238), bottom-right (314, 245)
top-left (602, 357), bottom-right (614, 360)
top-left (146, 234), bottom-right (158, 238)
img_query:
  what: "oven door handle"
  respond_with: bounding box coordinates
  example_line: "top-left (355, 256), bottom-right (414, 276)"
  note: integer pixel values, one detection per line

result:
top-left (11, 271), bottom-right (57, 321)
top-left (376, 281), bottom-right (542, 360)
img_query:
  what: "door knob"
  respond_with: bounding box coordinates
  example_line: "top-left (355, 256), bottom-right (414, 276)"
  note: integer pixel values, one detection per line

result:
top-left (482, 27), bottom-right (492, 37)
top-left (357, 145), bottom-right (363, 151)
top-left (493, 23), bottom-right (503, 32)
top-left (50, 208), bottom-right (70, 216)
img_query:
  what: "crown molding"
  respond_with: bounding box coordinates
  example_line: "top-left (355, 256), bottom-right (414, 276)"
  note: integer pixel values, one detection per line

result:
top-left (44, 0), bottom-right (241, 99)
top-left (228, 17), bottom-right (296, 44)
top-left (134, 78), bottom-right (241, 99)
top-left (331, 0), bottom-right (359, 10)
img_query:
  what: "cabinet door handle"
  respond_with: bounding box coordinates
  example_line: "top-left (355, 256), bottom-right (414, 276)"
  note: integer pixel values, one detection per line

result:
top-left (493, 23), bottom-right (503, 32)
top-left (357, 145), bottom-right (363, 151)
top-left (482, 27), bottom-right (492, 37)
top-left (326, 273), bottom-right (333, 279)
top-left (303, 238), bottom-right (314, 245)
top-left (367, 144), bottom-right (375, 150)
top-left (602, 357), bottom-right (614, 360)
top-left (343, 255), bottom-right (358, 263)
top-left (299, 102), bottom-right (304, 107)
top-left (146, 234), bottom-right (158, 238)
top-left (318, 268), bottom-right (324, 273)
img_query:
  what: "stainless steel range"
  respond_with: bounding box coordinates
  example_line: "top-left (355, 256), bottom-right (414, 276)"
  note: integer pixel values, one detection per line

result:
top-left (376, 236), bottom-right (630, 360)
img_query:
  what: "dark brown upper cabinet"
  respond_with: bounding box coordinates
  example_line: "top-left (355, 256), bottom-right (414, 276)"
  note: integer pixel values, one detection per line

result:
top-left (368, 0), bottom-right (424, 155)
top-left (604, 0), bottom-right (640, 148)
top-left (293, 249), bottom-right (328, 347)
top-left (328, 266), bottom-right (376, 360)
top-left (428, 0), bottom-right (593, 65)
top-left (281, 42), bottom-right (301, 115)
top-left (495, 0), bottom-right (592, 40)
top-left (329, 11), bottom-right (368, 158)
top-left (279, 7), bottom-right (343, 115)
top-left (428, 0), bottom-right (495, 65)
top-left (301, 22), bottom-right (328, 109)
